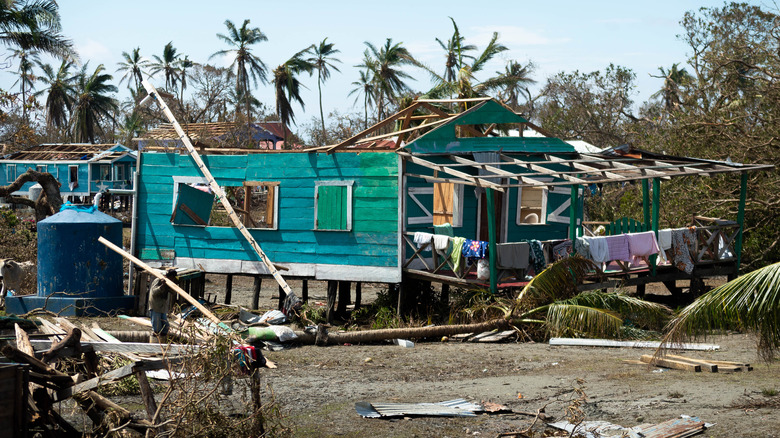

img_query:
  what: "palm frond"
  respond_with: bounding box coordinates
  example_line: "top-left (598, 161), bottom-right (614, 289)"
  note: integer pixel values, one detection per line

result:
top-left (516, 256), bottom-right (598, 307)
top-left (544, 303), bottom-right (623, 338)
top-left (661, 261), bottom-right (780, 361)
top-left (559, 291), bottom-right (672, 331)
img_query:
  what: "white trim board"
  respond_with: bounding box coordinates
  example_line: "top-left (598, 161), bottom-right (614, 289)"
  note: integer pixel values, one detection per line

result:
top-left (146, 257), bottom-right (402, 283)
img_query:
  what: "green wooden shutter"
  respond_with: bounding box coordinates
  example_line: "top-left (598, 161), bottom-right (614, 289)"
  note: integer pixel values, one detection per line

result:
top-left (317, 185), bottom-right (347, 230)
top-left (172, 184), bottom-right (215, 226)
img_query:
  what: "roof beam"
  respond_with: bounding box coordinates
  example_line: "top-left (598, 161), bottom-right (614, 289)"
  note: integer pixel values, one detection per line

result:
top-left (398, 151), bottom-right (504, 191)
top-left (497, 153), bottom-right (589, 184)
top-left (450, 154), bottom-right (555, 186)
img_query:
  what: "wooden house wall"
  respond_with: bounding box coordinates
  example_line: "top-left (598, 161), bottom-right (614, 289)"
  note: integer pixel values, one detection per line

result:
top-left (403, 157), bottom-right (577, 264)
top-left (136, 151), bottom-right (401, 282)
top-left (0, 161), bottom-right (90, 196)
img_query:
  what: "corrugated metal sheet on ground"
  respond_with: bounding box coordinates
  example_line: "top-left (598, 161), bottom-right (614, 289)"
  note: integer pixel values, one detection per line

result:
top-left (355, 398), bottom-right (482, 418)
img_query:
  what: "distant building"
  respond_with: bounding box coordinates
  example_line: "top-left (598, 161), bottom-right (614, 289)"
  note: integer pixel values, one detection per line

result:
top-left (135, 121), bottom-right (292, 152)
top-left (0, 143), bottom-right (136, 201)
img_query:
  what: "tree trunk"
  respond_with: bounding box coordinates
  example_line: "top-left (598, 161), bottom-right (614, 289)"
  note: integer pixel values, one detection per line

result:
top-left (295, 318), bottom-right (510, 346)
top-left (0, 169), bottom-right (63, 221)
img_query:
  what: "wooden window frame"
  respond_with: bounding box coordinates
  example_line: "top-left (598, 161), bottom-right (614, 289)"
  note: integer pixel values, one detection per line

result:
top-left (68, 165), bottom-right (79, 188)
top-left (6, 164), bottom-right (16, 182)
top-left (516, 186), bottom-right (548, 225)
top-left (240, 181), bottom-right (280, 231)
top-left (314, 180), bottom-right (353, 231)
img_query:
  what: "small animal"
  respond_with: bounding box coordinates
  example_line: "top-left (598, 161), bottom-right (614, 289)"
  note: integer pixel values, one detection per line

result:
top-left (0, 259), bottom-right (35, 305)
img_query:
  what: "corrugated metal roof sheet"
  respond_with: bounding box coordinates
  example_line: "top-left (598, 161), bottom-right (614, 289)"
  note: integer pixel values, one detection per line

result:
top-left (355, 399), bottom-right (483, 418)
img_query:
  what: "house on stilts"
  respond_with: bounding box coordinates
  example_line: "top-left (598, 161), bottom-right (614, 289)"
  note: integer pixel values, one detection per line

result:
top-left (131, 98), bottom-right (772, 314)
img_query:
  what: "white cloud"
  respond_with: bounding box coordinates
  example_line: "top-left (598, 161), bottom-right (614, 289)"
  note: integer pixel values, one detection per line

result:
top-left (469, 25), bottom-right (570, 48)
top-left (76, 39), bottom-right (111, 65)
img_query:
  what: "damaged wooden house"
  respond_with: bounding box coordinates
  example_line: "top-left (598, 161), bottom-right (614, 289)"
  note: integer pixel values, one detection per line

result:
top-left (131, 98), bottom-right (772, 309)
top-left (0, 143), bottom-right (136, 210)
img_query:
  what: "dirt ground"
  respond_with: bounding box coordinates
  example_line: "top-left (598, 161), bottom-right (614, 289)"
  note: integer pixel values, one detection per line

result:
top-left (194, 275), bottom-right (780, 438)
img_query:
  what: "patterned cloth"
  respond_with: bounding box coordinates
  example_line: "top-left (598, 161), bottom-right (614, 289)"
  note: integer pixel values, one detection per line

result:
top-left (527, 239), bottom-right (546, 274)
top-left (233, 344), bottom-right (266, 373)
top-left (671, 228), bottom-right (696, 274)
top-left (605, 234), bottom-right (631, 262)
top-left (552, 240), bottom-right (573, 260)
top-left (575, 237), bottom-right (591, 259)
top-left (462, 239), bottom-right (488, 261)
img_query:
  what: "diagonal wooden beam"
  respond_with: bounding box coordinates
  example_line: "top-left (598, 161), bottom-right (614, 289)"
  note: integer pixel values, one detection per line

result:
top-left (325, 103), bottom-right (422, 153)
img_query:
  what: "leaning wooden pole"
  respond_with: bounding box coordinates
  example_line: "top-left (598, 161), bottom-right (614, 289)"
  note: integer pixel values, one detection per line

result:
top-left (99, 236), bottom-right (224, 326)
top-left (140, 80), bottom-right (295, 299)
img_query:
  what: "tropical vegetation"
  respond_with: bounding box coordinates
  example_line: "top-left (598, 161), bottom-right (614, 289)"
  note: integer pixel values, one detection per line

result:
top-left (0, 2), bottom-right (778, 271)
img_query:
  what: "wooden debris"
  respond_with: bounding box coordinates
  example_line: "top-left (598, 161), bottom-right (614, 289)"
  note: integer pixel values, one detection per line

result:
top-left (640, 354), bottom-right (701, 372)
top-left (14, 323), bottom-right (35, 356)
top-left (632, 353), bottom-right (753, 373)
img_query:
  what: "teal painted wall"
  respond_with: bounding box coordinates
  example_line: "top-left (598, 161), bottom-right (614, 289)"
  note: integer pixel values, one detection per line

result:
top-left (136, 151), bottom-right (399, 269)
top-left (0, 161), bottom-right (90, 194)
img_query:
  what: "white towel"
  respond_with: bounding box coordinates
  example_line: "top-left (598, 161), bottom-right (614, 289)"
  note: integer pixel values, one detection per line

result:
top-left (413, 232), bottom-right (434, 249)
top-left (432, 234), bottom-right (450, 251)
top-left (658, 229), bottom-right (673, 250)
top-left (584, 236), bottom-right (610, 263)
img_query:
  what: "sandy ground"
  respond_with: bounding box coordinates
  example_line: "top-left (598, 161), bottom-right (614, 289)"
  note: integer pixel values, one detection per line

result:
top-left (189, 275), bottom-right (780, 438)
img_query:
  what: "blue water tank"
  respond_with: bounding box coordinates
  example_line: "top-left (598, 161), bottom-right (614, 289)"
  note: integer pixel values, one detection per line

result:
top-left (36, 208), bottom-right (123, 298)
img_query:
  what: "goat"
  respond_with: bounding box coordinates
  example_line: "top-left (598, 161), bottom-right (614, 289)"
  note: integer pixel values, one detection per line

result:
top-left (0, 259), bottom-right (35, 305)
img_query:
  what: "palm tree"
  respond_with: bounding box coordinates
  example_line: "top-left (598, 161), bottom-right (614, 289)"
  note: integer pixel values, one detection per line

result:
top-left (10, 48), bottom-right (38, 121)
top-left (651, 63), bottom-right (693, 112)
top-left (660, 261), bottom-right (780, 361)
top-left (178, 55), bottom-right (195, 107)
top-left (422, 21), bottom-right (508, 111)
top-left (35, 58), bottom-right (76, 130)
top-left (306, 38), bottom-right (341, 143)
top-left (211, 19), bottom-right (268, 121)
top-left (359, 39), bottom-right (418, 120)
top-left (510, 257), bottom-right (671, 337)
top-left (116, 47), bottom-right (149, 91)
top-left (70, 63), bottom-right (118, 143)
top-left (348, 68), bottom-right (375, 129)
top-left (435, 17), bottom-right (476, 84)
top-left (150, 42), bottom-right (180, 91)
top-left (0, 0), bottom-right (74, 59)
top-left (492, 61), bottom-right (536, 112)
top-left (272, 47), bottom-right (314, 145)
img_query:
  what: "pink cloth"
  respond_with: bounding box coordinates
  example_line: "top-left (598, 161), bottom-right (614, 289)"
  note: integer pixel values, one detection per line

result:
top-left (605, 234), bottom-right (631, 262)
top-left (627, 231), bottom-right (660, 257)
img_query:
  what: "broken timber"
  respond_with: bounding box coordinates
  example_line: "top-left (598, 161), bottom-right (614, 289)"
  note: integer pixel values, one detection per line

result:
top-left (140, 79), bottom-right (295, 300)
top-left (99, 236), bottom-right (227, 328)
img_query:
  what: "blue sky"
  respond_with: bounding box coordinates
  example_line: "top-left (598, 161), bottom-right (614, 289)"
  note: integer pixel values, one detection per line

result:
top-left (4, 1), bottom-right (755, 128)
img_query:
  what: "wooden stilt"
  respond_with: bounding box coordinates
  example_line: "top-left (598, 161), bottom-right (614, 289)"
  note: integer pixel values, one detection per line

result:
top-left (326, 281), bottom-right (337, 323)
top-left (135, 369), bottom-right (158, 421)
top-left (441, 283), bottom-right (450, 307)
top-left (225, 274), bottom-right (233, 305)
top-left (277, 285), bottom-right (285, 310)
top-left (396, 282), bottom-right (404, 316)
top-left (251, 276), bottom-right (262, 310)
top-left (354, 282), bottom-right (362, 310)
top-left (337, 281), bottom-right (351, 317)
top-left (301, 279), bottom-right (309, 302)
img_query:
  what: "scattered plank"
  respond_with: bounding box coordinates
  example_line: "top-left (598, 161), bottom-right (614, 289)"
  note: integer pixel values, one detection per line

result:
top-left (14, 323), bottom-right (35, 357)
top-left (55, 358), bottom-right (180, 402)
top-left (666, 354), bottom-right (752, 372)
top-left (29, 339), bottom-right (200, 356)
top-left (475, 330), bottom-right (516, 343)
top-left (640, 354), bottom-right (701, 372)
top-left (549, 338), bottom-right (720, 351)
